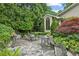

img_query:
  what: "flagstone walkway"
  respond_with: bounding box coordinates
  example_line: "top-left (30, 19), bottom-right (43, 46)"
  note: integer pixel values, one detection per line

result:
top-left (13, 38), bottom-right (55, 56)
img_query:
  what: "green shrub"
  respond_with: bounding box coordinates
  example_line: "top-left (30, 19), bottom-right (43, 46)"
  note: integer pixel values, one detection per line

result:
top-left (0, 42), bottom-right (6, 50)
top-left (0, 4), bottom-right (53, 32)
top-left (54, 34), bottom-right (79, 53)
top-left (0, 48), bottom-right (21, 56)
top-left (0, 23), bottom-right (14, 48)
top-left (0, 4), bottom-right (34, 32)
top-left (51, 19), bottom-right (59, 35)
top-left (12, 21), bottom-right (33, 31)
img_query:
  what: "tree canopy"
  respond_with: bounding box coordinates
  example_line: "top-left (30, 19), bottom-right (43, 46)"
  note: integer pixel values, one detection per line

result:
top-left (0, 3), bottom-right (56, 32)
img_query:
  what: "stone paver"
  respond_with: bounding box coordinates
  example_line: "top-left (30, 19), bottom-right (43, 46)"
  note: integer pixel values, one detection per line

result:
top-left (13, 39), bottom-right (55, 56)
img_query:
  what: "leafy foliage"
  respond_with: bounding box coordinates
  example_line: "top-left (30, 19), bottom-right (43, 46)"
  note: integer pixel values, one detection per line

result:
top-left (30, 3), bottom-right (56, 31)
top-left (56, 17), bottom-right (79, 34)
top-left (0, 3), bottom-right (56, 32)
top-left (0, 23), bottom-right (14, 48)
top-left (53, 17), bottom-right (79, 54)
top-left (54, 34), bottom-right (79, 53)
top-left (0, 48), bottom-right (21, 56)
top-left (51, 18), bottom-right (59, 35)
top-left (0, 4), bottom-right (34, 32)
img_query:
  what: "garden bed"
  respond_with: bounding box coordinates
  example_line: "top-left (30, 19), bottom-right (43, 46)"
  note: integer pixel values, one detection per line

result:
top-left (53, 17), bottom-right (79, 55)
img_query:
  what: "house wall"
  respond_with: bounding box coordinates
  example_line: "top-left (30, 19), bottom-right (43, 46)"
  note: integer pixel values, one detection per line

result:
top-left (60, 5), bottom-right (79, 18)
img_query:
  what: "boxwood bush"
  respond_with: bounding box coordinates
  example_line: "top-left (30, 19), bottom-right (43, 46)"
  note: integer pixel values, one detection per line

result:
top-left (0, 23), bottom-right (14, 48)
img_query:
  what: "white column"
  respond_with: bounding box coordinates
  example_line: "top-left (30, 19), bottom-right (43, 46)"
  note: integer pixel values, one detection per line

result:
top-left (44, 17), bottom-right (46, 32)
top-left (50, 16), bottom-right (52, 28)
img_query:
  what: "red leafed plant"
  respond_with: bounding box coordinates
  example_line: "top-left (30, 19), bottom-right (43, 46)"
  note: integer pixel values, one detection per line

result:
top-left (56, 17), bottom-right (79, 34)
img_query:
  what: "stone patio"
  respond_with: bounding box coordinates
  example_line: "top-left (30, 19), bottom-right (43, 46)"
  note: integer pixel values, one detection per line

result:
top-left (11, 34), bottom-right (67, 56)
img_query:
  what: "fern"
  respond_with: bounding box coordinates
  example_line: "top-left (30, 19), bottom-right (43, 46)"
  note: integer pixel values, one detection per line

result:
top-left (0, 48), bottom-right (21, 56)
